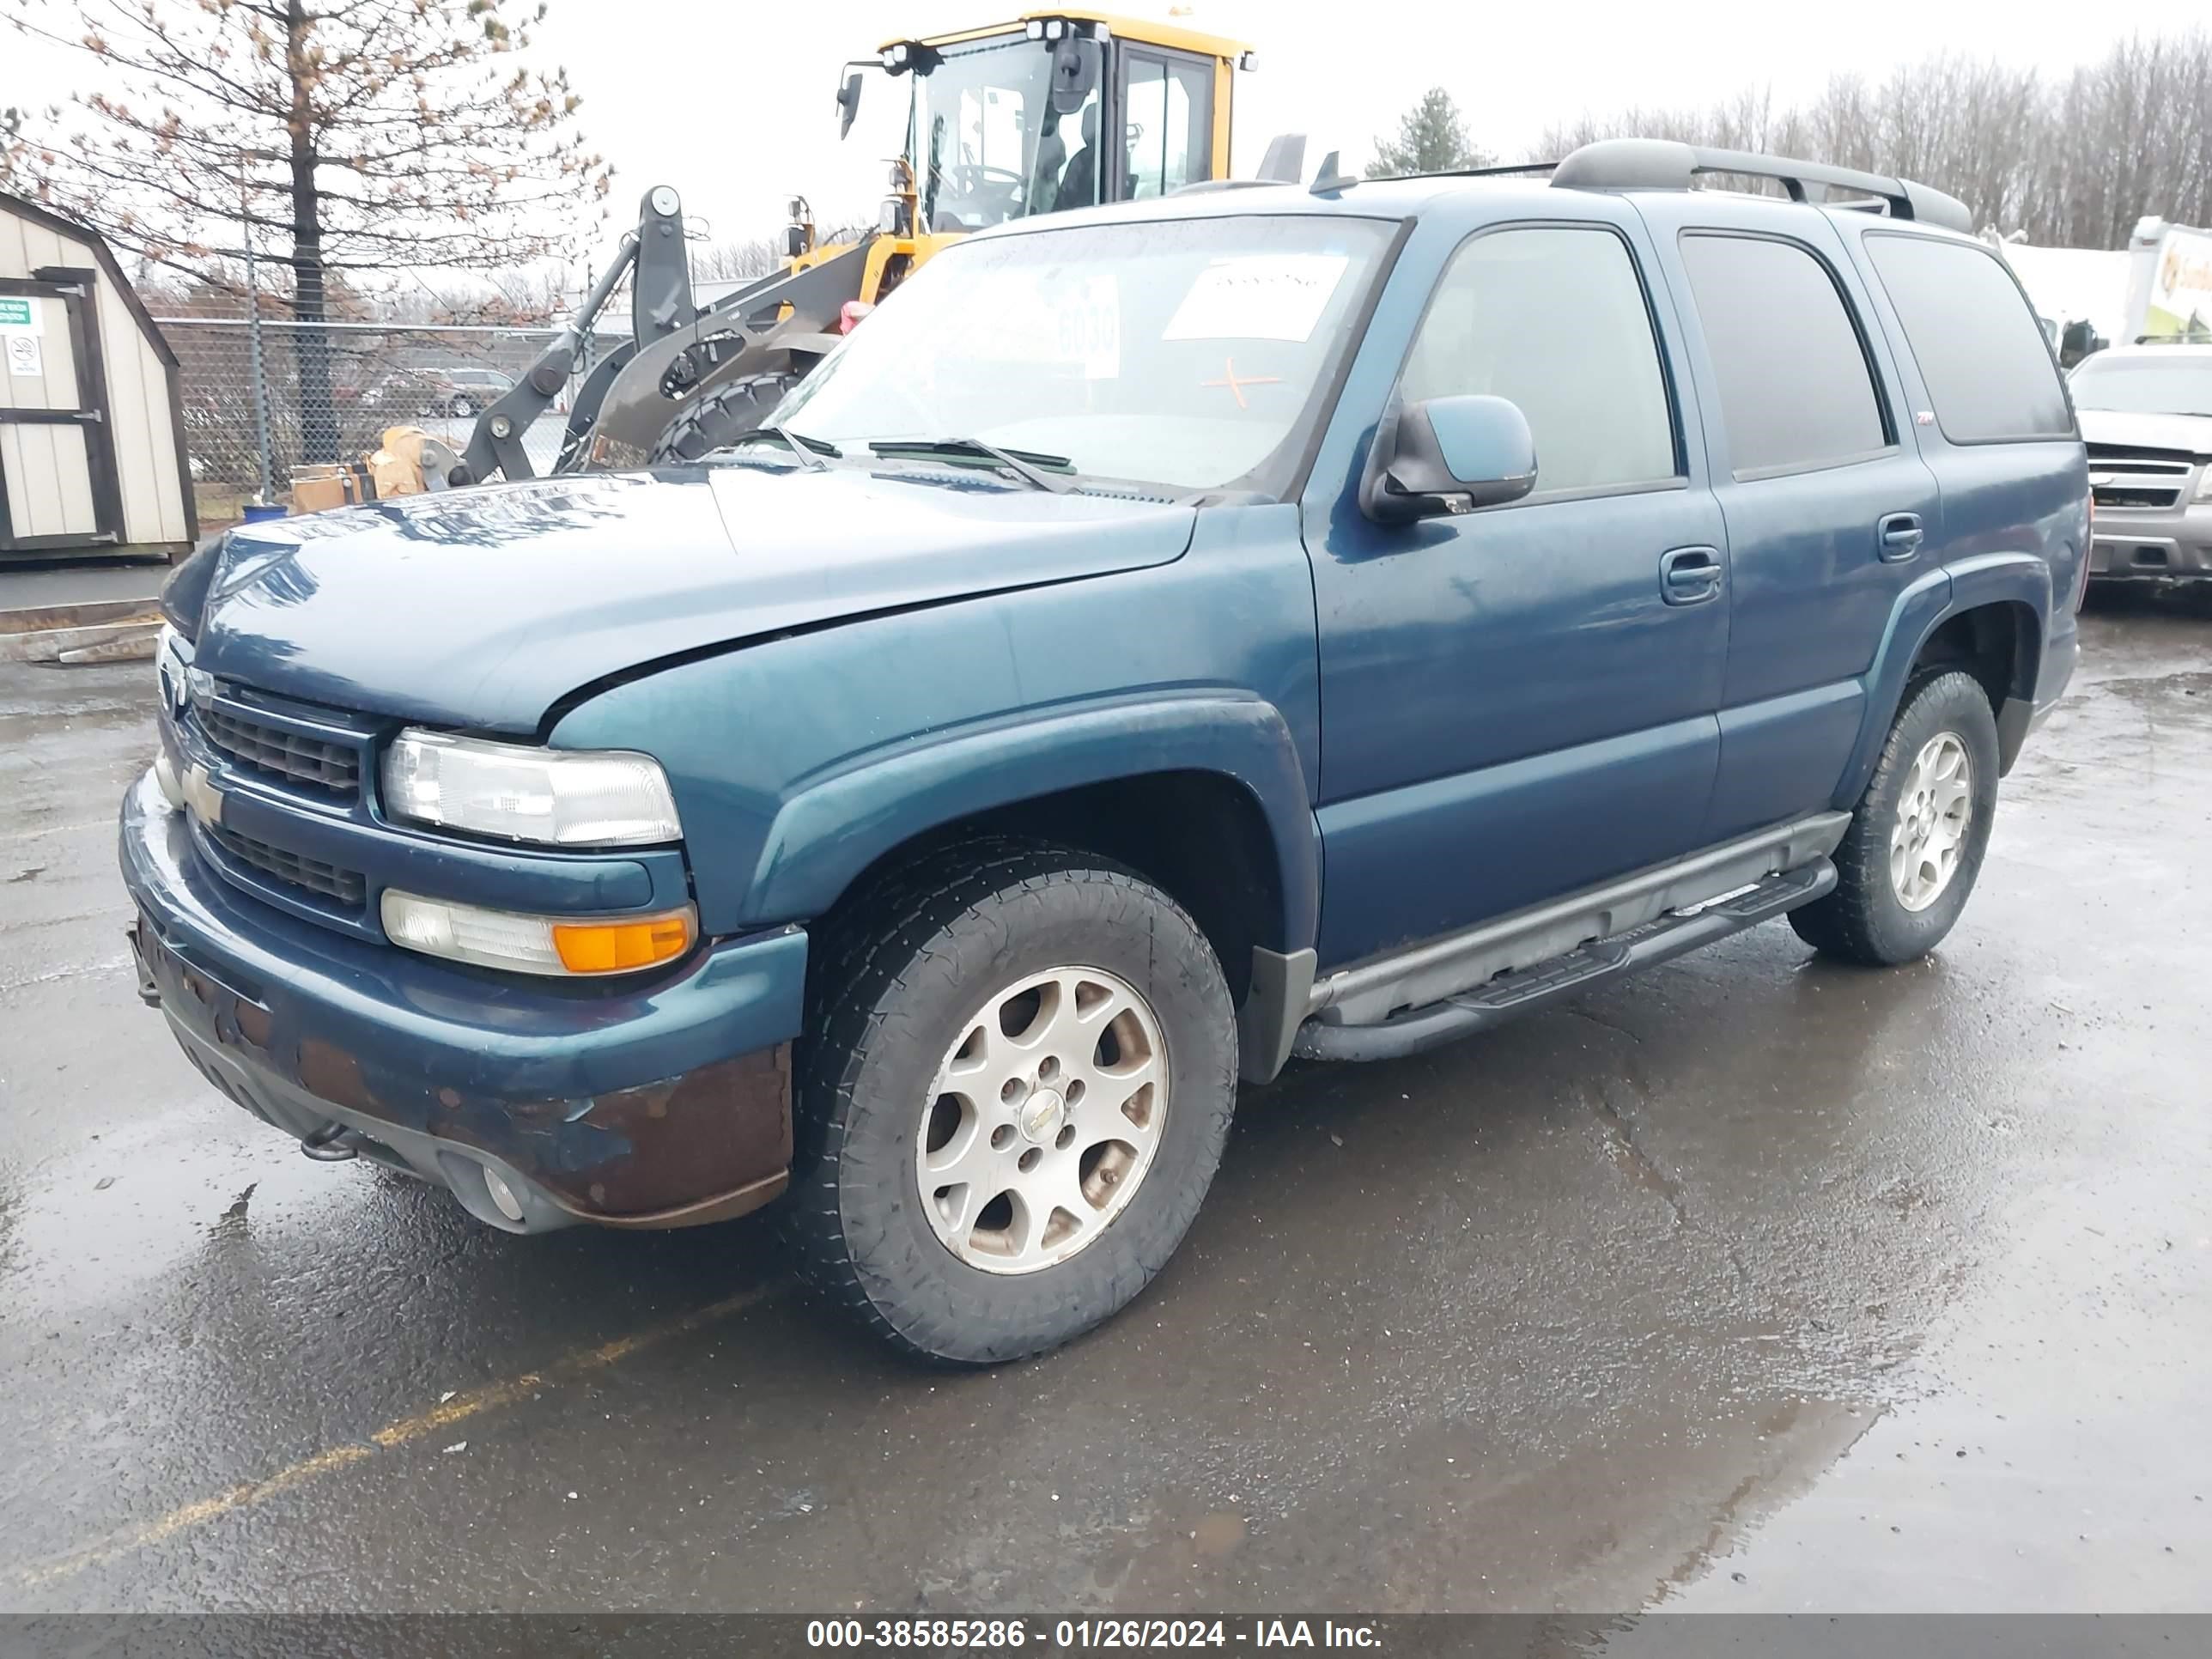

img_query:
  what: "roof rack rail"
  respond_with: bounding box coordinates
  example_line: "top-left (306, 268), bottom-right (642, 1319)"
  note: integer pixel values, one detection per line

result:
top-left (1549, 137), bottom-right (1972, 234)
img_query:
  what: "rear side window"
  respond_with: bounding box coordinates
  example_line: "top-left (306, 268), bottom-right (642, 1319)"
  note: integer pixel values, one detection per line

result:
top-left (1863, 234), bottom-right (2075, 442)
top-left (1399, 225), bottom-right (1678, 495)
top-left (1678, 233), bottom-right (1890, 477)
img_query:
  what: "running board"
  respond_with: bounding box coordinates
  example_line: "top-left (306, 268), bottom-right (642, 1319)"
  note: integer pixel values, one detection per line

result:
top-left (1291, 859), bottom-right (1836, 1064)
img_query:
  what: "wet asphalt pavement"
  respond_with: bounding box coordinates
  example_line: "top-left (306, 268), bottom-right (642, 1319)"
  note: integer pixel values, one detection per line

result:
top-left (1, 594), bottom-right (2207, 1615)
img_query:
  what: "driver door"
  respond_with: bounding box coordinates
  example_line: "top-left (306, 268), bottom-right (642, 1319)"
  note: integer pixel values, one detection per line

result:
top-left (1302, 206), bottom-right (1730, 967)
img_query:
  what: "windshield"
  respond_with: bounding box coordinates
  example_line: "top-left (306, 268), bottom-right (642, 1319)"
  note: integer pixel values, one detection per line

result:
top-left (913, 34), bottom-right (1098, 232)
top-left (2070, 355), bottom-right (2212, 418)
top-left (770, 215), bottom-right (1395, 494)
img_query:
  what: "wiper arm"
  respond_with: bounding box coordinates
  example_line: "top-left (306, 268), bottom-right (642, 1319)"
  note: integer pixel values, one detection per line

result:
top-left (869, 436), bottom-right (1074, 494)
top-left (727, 425), bottom-right (839, 470)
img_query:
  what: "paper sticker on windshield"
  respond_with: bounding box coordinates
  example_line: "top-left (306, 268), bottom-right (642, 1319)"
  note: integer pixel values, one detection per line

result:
top-left (1163, 254), bottom-right (1350, 343)
top-left (1056, 276), bottom-right (1120, 380)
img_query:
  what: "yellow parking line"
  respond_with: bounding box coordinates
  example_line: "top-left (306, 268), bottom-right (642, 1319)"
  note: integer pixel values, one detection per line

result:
top-left (15, 1282), bottom-right (783, 1587)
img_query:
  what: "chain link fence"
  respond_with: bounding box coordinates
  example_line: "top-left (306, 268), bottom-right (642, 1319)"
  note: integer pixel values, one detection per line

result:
top-left (161, 318), bottom-right (621, 527)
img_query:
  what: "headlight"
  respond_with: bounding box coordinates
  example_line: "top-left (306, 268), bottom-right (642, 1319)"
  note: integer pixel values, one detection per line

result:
top-left (381, 890), bottom-right (696, 976)
top-left (155, 624), bottom-right (185, 714)
top-left (2196, 463), bottom-right (2212, 501)
top-left (380, 729), bottom-right (682, 847)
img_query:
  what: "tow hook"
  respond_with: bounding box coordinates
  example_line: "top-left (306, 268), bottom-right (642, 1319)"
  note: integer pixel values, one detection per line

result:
top-left (125, 923), bottom-right (161, 1008)
top-left (300, 1121), bottom-right (363, 1163)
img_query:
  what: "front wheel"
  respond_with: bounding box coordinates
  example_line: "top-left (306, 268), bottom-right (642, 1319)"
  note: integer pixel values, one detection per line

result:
top-left (786, 842), bottom-right (1237, 1364)
top-left (1790, 669), bottom-right (2001, 966)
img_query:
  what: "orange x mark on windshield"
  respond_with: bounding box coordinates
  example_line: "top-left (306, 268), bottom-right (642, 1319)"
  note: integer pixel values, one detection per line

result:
top-left (1199, 357), bottom-right (1284, 410)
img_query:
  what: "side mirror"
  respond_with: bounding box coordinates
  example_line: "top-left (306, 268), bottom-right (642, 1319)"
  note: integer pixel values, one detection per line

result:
top-left (836, 70), bottom-right (865, 139)
top-left (1050, 38), bottom-right (1100, 116)
top-left (1359, 394), bottom-right (1536, 524)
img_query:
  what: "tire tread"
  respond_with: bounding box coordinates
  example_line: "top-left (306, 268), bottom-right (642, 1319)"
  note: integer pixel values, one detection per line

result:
top-left (1790, 668), bottom-right (1995, 966)
top-left (782, 837), bottom-right (1231, 1363)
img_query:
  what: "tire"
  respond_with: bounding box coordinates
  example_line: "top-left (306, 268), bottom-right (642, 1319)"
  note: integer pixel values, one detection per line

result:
top-left (785, 840), bottom-right (1238, 1364)
top-left (651, 369), bottom-right (805, 465)
top-left (448, 395), bottom-right (478, 419)
top-left (1790, 669), bottom-right (2001, 966)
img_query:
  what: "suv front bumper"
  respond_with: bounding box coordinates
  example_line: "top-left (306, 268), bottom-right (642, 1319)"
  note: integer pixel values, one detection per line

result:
top-left (2089, 501), bottom-right (2212, 583)
top-left (119, 769), bottom-right (807, 1232)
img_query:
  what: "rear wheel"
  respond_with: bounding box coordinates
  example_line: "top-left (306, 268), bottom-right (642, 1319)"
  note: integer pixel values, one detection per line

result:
top-left (1790, 669), bottom-right (2000, 965)
top-left (786, 842), bottom-right (1237, 1364)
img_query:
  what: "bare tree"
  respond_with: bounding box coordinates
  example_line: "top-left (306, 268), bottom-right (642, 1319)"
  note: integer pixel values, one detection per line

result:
top-left (1537, 29), bottom-right (2212, 248)
top-left (3, 0), bottom-right (611, 459)
top-left (690, 237), bottom-right (787, 284)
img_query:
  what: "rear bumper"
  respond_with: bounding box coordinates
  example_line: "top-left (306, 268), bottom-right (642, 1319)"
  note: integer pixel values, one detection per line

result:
top-left (2088, 504), bottom-right (2212, 582)
top-left (119, 769), bottom-right (807, 1232)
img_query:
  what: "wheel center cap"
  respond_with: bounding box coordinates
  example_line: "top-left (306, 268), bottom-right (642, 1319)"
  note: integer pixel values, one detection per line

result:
top-left (1020, 1087), bottom-right (1066, 1144)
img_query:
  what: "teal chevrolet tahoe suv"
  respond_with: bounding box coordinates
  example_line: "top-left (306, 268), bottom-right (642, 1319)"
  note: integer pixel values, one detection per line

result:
top-left (124, 139), bottom-right (2087, 1362)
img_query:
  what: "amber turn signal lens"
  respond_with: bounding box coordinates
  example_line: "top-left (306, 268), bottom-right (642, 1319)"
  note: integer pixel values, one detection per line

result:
top-left (550, 909), bottom-right (695, 975)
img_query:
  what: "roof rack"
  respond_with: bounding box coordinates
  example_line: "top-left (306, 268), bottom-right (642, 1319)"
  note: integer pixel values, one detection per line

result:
top-left (1549, 138), bottom-right (1972, 234)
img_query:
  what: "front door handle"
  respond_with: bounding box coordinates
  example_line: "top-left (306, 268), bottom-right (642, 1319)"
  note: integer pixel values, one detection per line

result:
top-left (1660, 545), bottom-right (1723, 605)
top-left (1878, 512), bottom-right (1925, 562)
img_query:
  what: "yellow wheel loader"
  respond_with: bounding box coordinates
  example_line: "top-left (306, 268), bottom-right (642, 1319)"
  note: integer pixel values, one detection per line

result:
top-left (444, 9), bottom-right (1285, 488)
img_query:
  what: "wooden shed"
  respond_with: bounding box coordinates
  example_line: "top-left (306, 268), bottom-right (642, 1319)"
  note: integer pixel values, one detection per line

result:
top-left (1, 192), bottom-right (196, 562)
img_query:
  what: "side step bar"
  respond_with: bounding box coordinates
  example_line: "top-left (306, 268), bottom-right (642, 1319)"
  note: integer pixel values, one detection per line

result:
top-left (1291, 858), bottom-right (1836, 1064)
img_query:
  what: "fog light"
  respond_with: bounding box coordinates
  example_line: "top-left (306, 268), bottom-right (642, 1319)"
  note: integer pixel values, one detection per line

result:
top-left (483, 1166), bottom-right (526, 1223)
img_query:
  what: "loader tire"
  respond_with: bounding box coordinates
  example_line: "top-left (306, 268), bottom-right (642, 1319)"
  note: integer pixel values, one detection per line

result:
top-left (650, 369), bottom-right (805, 464)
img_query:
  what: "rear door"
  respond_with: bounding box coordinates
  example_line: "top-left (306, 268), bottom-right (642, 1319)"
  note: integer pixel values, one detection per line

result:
top-left (1302, 202), bottom-right (1729, 968)
top-left (1635, 198), bottom-right (1939, 841)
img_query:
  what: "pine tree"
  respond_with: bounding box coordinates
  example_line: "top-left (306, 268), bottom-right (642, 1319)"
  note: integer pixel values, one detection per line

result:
top-left (1367, 87), bottom-right (1492, 178)
top-left (4, 0), bottom-right (611, 461)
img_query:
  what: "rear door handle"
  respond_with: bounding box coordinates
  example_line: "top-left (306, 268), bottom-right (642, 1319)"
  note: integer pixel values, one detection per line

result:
top-left (1660, 545), bottom-right (1723, 605)
top-left (1878, 512), bottom-right (1924, 562)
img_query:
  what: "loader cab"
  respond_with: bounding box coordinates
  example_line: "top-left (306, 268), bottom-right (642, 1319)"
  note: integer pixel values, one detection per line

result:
top-left (867, 11), bottom-right (1248, 234)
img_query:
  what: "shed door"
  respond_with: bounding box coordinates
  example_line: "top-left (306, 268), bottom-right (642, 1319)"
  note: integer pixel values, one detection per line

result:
top-left (1, 272), bottom-right (122, 553)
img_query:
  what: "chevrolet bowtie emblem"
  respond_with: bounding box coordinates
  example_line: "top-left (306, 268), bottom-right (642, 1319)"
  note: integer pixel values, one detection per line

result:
top-left (181, 763), bottom-right (226, 827)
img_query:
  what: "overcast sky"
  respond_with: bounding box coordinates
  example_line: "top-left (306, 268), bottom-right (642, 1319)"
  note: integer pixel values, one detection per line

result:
top-left (0, 0), bottom-right (2144, 272)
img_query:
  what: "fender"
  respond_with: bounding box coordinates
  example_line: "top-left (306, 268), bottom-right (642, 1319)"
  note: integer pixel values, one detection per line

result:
top-left (1834, 551), bottom-right (2053, 808)
top-left (740, 690), bottom-right (1322, 957)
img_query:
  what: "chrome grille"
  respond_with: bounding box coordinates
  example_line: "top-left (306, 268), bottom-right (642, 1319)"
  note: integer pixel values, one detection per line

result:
top-left (201, 706), bottom-right (361, 796)
top-left (2087, 445), bottom-right (2197, 514)
top-left (206, 823), bottom-right (367, 909)
top-left (2093, 482), bottom-right (2185, 509)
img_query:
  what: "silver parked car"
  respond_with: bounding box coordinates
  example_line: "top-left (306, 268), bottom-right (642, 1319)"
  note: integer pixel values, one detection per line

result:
top-left (2074, 344), bottom-right (2212, 584)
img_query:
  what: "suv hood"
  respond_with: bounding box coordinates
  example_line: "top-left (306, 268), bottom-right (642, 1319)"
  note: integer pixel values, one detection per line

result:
top-left (185, 465), bottom-right (1195, 732)
top-left (2077, 408), bottom-right (2212, 456)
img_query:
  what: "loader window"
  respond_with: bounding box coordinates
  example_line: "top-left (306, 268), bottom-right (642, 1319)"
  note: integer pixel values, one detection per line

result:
top-left (770, 214), bottom-right (1395, 495)
top-left (913, 33), bottom-right (1085, 231)
top-left (1120, 52), bottom-right (1213, 199)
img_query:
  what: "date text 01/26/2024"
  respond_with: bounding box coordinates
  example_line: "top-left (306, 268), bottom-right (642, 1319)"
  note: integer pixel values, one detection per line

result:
top-left (804, 1620), bottom-right (1383, 1649)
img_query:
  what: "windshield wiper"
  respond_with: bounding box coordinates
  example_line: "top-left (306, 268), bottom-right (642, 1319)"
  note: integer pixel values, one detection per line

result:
top-left (868, 437), bottom-right (1074, 494)
top-left (726, 425), bottom-right (839, 470)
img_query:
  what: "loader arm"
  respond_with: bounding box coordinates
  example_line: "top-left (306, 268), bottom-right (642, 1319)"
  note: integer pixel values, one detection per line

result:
top-left (452, 187), bottom-right (697, 488)
top-left (577, 241), bottom-right (873, 471)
